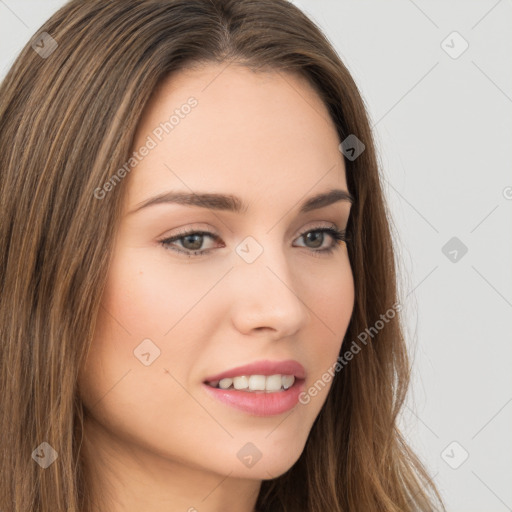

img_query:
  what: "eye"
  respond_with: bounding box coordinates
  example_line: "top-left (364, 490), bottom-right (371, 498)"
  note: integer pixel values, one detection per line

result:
top-left (293, 226), bottom-right (347, 255)
top-left (159, 230), bottom-right (222, 257)
top-left (158, 225), bottom-right (348, 258)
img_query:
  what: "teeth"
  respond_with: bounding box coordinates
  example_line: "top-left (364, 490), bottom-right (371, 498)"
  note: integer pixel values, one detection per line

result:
top-left (265, 374), bottom-right (282, 391)
top-left (209, 374), bottom-right (296, 392)
top-left (248, 375), bottom-right (266, 391)
top-left (281, 375), bottom-right (295, 389)
top-left (219, 378), bottom-right (233, 389)
top-left (233, 376), bottom-right (249, 389)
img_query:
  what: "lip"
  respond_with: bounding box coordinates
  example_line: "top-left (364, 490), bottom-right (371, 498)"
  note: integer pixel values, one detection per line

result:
top-left (203, 359), bottom-right (306, 382)
top-left (202, 359), bottom-right (306, 417)
top-left (202, 377), bottom-right (306, 416)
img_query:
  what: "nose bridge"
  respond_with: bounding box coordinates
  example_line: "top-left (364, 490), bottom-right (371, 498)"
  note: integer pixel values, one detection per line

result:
top-left (229, 232), bottom-right (310, 336)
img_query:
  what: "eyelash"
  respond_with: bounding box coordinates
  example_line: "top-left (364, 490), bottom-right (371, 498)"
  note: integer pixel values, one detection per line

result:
top-left (158, 225), bottom-right (348, 258)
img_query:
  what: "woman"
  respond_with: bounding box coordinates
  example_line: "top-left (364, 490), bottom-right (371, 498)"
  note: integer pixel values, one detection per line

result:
top-left (0, 0), bottom-right (445, 510)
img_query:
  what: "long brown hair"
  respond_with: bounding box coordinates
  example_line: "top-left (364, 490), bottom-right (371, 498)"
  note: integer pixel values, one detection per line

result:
top-left (0, 1), bottom-right (445, 510)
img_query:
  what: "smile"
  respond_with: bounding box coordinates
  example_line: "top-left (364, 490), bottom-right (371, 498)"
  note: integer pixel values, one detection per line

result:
top-left (206, 374), bottom-right (295, 392)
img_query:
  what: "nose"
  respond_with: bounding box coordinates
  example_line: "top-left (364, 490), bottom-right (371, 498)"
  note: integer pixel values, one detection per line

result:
top-left (228, 241), bottom-right (310, 340)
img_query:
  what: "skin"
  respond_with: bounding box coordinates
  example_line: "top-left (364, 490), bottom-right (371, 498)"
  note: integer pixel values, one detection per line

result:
top-left (78, 62), bottom-right (355, 512)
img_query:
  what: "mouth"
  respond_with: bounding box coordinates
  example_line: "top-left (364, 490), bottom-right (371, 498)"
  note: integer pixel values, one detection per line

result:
top-left (201, 359), bottom-right (306, 416)
top-left (204, 374), bottom-right (299, 393)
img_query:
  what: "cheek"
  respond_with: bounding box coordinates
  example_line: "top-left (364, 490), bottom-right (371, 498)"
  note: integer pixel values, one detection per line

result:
top-left (301, 260), bottom-right (354, 404)
top-left (100, 246), bottom-right (231, 338)
top-left (313, 261), bottom-right (354, 331)
top-left (86, 248), bottom-right (231, 396)
top-left (307, 256), bottom-right (354, 342)
top-left (78, 248), bottom-right (228, 460)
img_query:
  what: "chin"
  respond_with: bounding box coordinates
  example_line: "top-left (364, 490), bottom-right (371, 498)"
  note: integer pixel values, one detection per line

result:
top-left (234, 439), bottom-right (306, 480)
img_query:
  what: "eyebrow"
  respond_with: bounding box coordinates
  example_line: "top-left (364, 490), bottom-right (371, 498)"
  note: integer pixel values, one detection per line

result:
top-left (128, 187), bottom-right (354, 215)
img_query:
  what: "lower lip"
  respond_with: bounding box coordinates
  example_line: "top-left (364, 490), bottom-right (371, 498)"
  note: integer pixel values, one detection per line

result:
top-left (202, 378), bottom-right (305, 416)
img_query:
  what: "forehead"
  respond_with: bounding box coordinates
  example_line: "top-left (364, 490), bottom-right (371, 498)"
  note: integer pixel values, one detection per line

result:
top-left (125, 63), bottom-right (347, 210)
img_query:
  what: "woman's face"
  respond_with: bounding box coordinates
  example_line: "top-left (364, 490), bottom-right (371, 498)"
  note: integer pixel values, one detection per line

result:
top-left (79, 63), bottom-right (354, 484)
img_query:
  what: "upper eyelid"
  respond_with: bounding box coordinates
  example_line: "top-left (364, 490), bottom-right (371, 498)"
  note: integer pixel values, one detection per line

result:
top-left (162, 222), bottom-right (343, 242)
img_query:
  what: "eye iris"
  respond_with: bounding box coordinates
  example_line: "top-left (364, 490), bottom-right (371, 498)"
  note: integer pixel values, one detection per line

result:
top-left (305, 231), bottom-right (323, 248)
top-left (182, 234), bottom-right (203, 250)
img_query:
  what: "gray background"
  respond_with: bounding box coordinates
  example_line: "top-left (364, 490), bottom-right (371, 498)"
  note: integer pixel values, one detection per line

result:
top-left (1, 1), bottom-right (511, 510)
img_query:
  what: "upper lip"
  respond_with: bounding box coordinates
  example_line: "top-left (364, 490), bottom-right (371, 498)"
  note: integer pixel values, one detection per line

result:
top-left (203, 359), bottom-right (306, 382)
